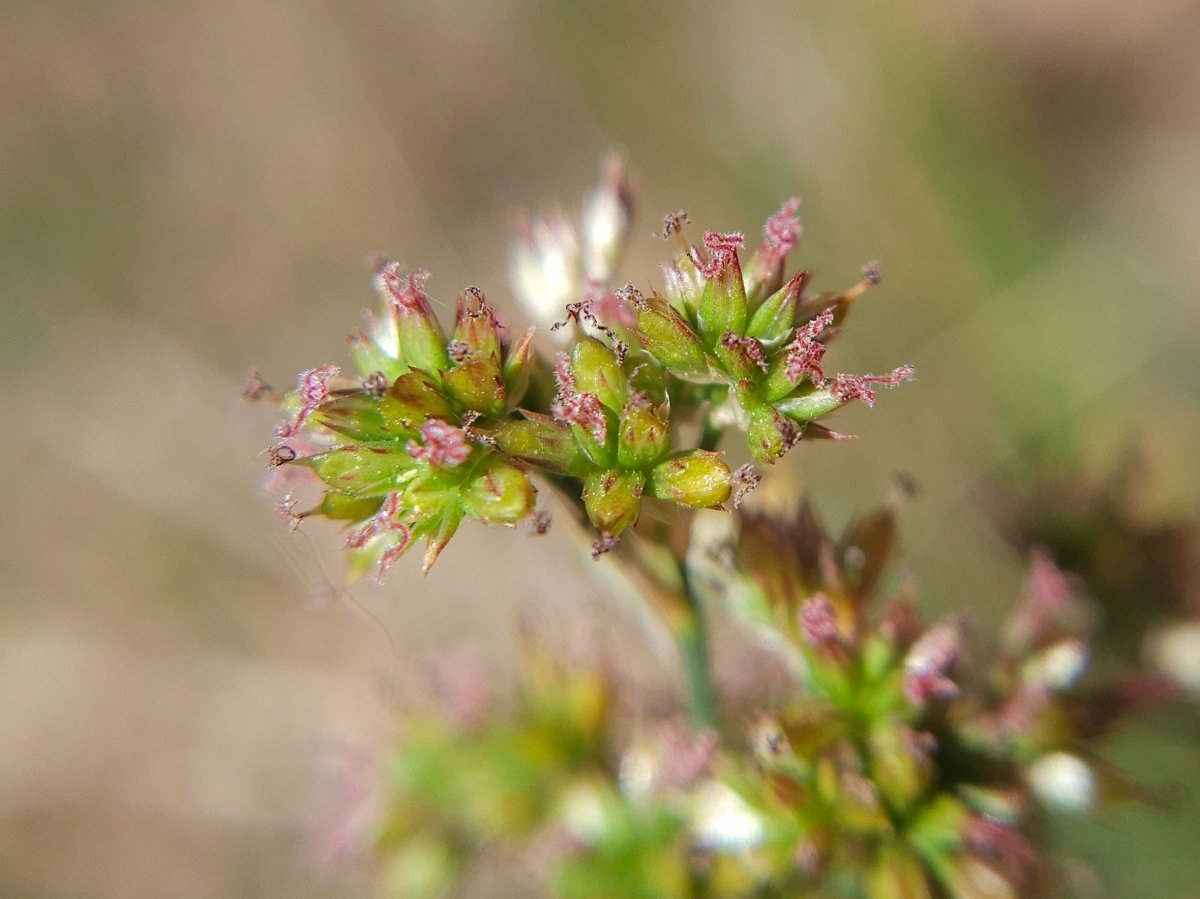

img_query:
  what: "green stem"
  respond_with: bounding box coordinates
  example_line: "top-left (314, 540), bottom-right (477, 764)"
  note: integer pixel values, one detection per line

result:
top-left (697, 408), bottom-right (725, 453)
top-left (676, 565), bottom-right (719, 732)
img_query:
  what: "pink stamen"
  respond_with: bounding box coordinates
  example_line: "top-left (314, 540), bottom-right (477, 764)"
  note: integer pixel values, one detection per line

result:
top-left (831, 365), bottom-right (916, 407)
top-left (719, 331), bottom-right (768, 371)
top-left (275, 364), bottom-right (340, 438)
top-left (375, 262), bottom-right (432, 312)
top-left (551, 353), bottom-right (608, 443)
top-left (784, 310), bottom-right (835, 385)
top-left (799, 593), bottom-right (840, 646)
top-left (759, 198), bottom-right (802, 264)
top-left (345, 492), bottom-right (412, 580)
top-left (690, 231), bottom-right (745, 278)
top-left (406, 418), bottom-right (472, 469)
top-left (903, 622), bottom-right (961, 706)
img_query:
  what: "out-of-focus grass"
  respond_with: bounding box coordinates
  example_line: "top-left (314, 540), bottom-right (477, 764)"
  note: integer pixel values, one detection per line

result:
top-left (1, 2), bottom-right (1198, 896)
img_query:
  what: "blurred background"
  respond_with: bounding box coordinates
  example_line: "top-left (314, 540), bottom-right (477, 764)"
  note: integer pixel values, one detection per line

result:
top-left (2, 1), bottom-right (1199, 896)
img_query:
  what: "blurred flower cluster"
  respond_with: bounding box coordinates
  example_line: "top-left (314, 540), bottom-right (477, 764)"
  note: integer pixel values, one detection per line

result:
top-left (366, 496), bottom-right (1171, 899)
top-left (254, 163), bottom-right (1184, 898)
top-left (982, 455), bottom-right (1200, 697)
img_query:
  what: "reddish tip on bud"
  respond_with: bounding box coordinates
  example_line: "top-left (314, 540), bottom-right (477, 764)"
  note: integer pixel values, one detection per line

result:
top-left (719, 331), bottom-right (769, 373)
top-left (526, 508), bottom-right (552, 536)
top-left (658, 724), bottom-right (720, 787)
top-left (748, 198), bottom-right (806, 292)
top-left (903, 622), bottom-right (962, 707)
top-left (692, 231), bottom-right (745, 278)
top-left (964, 816), bottom-right (1036, 883)
top-left (765, 199), bottom-right (802, 250)
top-left (838, 262), bottom-right (883, 305)
top-left (800, 594), bottom-right (840, 647)
top-left (375, 263), bottom-right (431, 312)
top-left (242, 368), bottom-right (277, 403)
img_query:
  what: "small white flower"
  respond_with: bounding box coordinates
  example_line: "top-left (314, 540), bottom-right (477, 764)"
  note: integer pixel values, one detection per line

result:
top-left (1025, 638), bottom-right (1089, 691)
top-left (509, 211), bottom-right (581, 334)
top-left (1026, 752), bottom-right (1095, 812)
top-left (1148, 620), bottom-right (1200, 694)
top-left (581, 155), bottom-right (633, 284)
top-left (559, 782), bottom-right (609, 843)
top-left (690, 780), bottom-right (763, 851)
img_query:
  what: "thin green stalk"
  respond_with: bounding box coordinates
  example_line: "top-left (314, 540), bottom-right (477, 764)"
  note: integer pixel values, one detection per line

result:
top-left (677, 565), bottom-right (719, 732)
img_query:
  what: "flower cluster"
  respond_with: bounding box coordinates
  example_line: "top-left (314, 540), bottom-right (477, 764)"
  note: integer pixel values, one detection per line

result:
top-left (633, 212), bottom-right (911, 462)
top-left (260, 162), bottom-right (911, 574)
top-left (266, 270), bottom-right (537, 576)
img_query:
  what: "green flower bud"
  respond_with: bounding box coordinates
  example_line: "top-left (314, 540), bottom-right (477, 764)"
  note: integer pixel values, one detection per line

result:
top-left (297, 446), bottom-right (411, 497)
top-left (869, 841), bottom-right (934, 899)
top-left (313, 392), bottom-right (412, 445)
top-left (571, 336), bottom-right (627, 412)
top-left (616, 401), bottom-right (670, 470)
top-left (375, 264), bottom-right (450, 375)
top-left (713, 331), bottom-right (768, 383)
top-left (694, 233), bottom-right (748, 344)
top-left (460, 456), bottom-right (537, 526)
top-left (646, 450), bottom-right (731, 508)
top-left (452, 286), bottom-right (502, 363)
top-left (582, 469), bottom-right (645, 538)
top-left (303, 491), bottom-right (384, 522)
top-left (387, 371), bottom-right (456, 429)
top-left (837, 771), bottom-right (893, 835)
top-left (442, 358), bottom-right (506, 417)
top-left (628, 287), bottom-right (710, 376)
top-left (746, 270), bottom-right (808, 347)
top-left (568, 408), bottom-right (617, 470)
top-left (907, 794), bottom-right (970, 866)
top-left (383, 834), bottom-right (460, 899)
top-left (746, 405), bottom-right (800, 463)
top-left (501, 327), bottom-right (535, 408)
top-left (488, 415), bottom-right (592, 476)
top-left (774, 388), bottom-right (843, 423)
top-left (348, 326), bottom-right (404, 383)
top-left (868, 723), bottom-right (935, 814)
